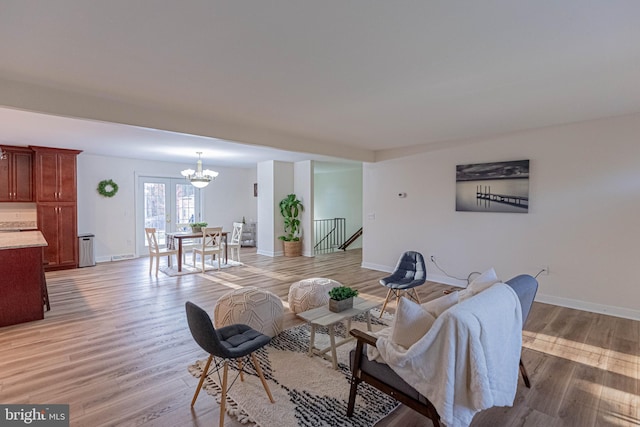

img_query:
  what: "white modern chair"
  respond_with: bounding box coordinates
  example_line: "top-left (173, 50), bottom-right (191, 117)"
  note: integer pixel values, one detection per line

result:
top-left (192, 227), bottom-right (223, 272)
top-left (144, 227), bottom-right (179, 277)
top-left (226, 222), bottom-right (244, 263)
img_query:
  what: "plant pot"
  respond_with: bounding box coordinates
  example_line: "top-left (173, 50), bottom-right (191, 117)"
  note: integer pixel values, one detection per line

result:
top-left (329, 297), bottom-right (353, 313)
top-left (283, 240), bottom-right (302, 257)
top-left (191, 227), bottom-right (202, 233)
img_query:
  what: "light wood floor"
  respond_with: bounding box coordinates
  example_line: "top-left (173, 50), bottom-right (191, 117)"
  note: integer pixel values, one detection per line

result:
top-left (1, 249), bottom-right (638, 426)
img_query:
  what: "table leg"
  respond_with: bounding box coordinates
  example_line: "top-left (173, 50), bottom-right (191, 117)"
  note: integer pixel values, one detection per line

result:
top-left (224, 233), bottom-right (228, 264)
top-left (329, 325), bottom-right (338, 370)
top-left (308, 324), bottom-right (316, 357)
top-left (366, 311), bottom-right (372, 331)
top-left (177, 239), bottom-right (183, 272)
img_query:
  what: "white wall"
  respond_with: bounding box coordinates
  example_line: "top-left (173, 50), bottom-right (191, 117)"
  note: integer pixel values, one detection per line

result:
top-left (295, 161), bottom-right (313, 257)
top-left (77, 153), bottom-right (256, 261)
top-left (363, 113), bottom-right (640, 320)
top-left (314, 164), bottom-right (363, 250)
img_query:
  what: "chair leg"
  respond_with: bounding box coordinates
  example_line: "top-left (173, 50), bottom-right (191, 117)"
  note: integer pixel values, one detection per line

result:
top-left (251, 353), bottom-right (275, 403)
top-left (219, 361), bottom-right (229, 427)
top-left (379, 288), bottom-right (393, 318)
top-left (149, 255), bottom-right (153, 275)
top-left (155, 255), bottom-right (159, 277)
top-left (519, 358), bottom-right (531, 388)
top-left (238, 359), bottom-right (244, 382)
top-left (236, 247), bottom-right (240, 263)
top-left (191, 355), bottom-right (213, 407)
top-left (409, 288), bottom-right (421, 304)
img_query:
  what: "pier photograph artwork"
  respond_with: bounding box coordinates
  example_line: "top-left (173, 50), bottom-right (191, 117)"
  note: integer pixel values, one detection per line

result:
top-left (456, 160), bottom-right (529, 213)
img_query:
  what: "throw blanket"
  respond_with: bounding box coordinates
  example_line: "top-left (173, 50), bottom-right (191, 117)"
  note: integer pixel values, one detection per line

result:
top-left (375, 283), bottom-right (523, 427)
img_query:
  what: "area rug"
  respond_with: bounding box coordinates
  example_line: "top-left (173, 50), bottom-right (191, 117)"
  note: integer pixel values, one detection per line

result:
top-left (160, 259), bottom-right (243, 276)
top-left (188, 318), bottom-right (397, 427)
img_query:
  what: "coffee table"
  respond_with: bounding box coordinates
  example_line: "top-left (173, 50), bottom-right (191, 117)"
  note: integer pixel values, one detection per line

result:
top-left (297, 297), bottom-right (381, 369)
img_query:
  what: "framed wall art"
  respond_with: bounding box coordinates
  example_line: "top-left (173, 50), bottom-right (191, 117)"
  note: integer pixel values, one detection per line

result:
top-left (456, 160), bottom-right (529, 213)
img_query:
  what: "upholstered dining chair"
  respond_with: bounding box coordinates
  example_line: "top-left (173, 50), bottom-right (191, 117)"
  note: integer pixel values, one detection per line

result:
top-left (378, 251), bottom-right (427, 317)
top-left (144, 227), bottom-right (179, 277)
top-left (192, 227), bottom-right (223, 272)
top-left (185, 301), bottom-right (274, 427)
top-left (226, 222), bottom-right (244, 263)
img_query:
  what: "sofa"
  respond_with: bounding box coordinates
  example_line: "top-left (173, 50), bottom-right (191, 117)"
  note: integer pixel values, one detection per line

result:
top-left (347, 274), bottom-right (539, 427)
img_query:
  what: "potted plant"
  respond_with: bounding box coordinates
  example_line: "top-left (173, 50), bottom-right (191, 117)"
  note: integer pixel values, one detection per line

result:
top-left (278, 194), bottom-right (304, 257)
top-left (328, 286), bottom-right (359, 312)
top-left (189, 222), bottom-right (208, 233)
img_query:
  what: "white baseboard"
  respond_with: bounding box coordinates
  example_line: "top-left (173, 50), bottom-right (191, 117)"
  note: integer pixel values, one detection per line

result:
top-left (361, 263), bottom-right (639, 321)
top-left (360, 262), bottom-right (394, 273)
top-left (257, 249), bottom-right (283, 257)
top-left (536, 293), bottom-right (640, 321)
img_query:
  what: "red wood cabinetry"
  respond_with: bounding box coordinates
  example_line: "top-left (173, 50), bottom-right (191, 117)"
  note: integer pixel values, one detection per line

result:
top-left (0, 145), bottom-right (33, 202)
top-left (32, 146), bottom-right (82, 271)
top-left (33, 147), bottom-right (79, 202)
top-left (37, 202), bottom-right (78, 268)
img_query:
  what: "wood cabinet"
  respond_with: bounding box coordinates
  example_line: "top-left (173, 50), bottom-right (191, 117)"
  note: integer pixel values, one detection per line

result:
top-left (0, 145), bottom-right (33, 202)
top-left (32, 146), bottom-right (82, 270)
top-left (38, 203), bottom-right (78, 268)
top-left (32, 147), bottom-right (80, 202)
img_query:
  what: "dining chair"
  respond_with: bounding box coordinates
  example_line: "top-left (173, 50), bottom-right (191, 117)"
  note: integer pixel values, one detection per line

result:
top-left (186, 301), bottom-right (274, 427)
top-left (226, 222), bottom-right (244, 263)
top-left (192, 227), bottom-right (223, 272)
top-left (144, 227), bottom-right (179, 277)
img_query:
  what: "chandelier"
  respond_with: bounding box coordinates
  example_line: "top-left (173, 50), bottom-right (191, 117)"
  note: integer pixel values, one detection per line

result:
top-left (181, 152), bottom-right (219, 188)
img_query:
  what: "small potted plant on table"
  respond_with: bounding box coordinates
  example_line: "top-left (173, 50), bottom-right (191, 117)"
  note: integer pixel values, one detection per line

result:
top-left (189, 222), bottom-right (208, 233)
top-left (328, 286), bottom-right (359, 313)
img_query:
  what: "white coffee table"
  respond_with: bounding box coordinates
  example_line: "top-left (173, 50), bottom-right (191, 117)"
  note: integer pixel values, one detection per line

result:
top-left (297, 297), bottom-right (381, 369)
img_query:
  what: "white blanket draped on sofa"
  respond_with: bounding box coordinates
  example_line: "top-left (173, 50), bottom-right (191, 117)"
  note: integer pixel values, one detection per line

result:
top-left (375, 283), bottom-right (523, 427)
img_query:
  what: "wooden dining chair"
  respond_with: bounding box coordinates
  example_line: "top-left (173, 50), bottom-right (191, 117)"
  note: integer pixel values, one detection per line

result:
top-left (226, 222), bottom-right (244, 263)
top-left (192, 227), bottom-right (223, 272)
top-left (144, 227), bottom-right (179, 277)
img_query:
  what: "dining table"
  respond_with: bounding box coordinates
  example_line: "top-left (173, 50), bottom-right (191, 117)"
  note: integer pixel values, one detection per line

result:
top-left (166, 230), bottom-right (229, 272)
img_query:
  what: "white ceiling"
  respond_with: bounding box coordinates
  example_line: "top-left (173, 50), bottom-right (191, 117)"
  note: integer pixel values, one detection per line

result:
top-left (1, 1), bottom-right (639, 167)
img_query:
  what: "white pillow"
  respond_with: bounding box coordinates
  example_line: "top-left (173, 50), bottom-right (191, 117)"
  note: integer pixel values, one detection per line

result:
top-left (421, 291), bottom-right (459, 317)
top-left (467, 267), bottom-right (499, 295)
top-left (390, 297), bottom-right (436, 349)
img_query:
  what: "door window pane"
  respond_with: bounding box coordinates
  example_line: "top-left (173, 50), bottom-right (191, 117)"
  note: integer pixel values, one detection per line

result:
top-left (144, 182), bottom-right (167, 246)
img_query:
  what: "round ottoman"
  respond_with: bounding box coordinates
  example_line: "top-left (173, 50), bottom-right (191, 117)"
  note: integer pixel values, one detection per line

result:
top-left (214, 287), bottom-right (284, 337)
top-left (288, 277), bottom-right (342, 314)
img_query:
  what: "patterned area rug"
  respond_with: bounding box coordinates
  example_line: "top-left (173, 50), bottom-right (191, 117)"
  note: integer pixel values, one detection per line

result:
top-left (188, 318), bottom-right (397, 426)
top-left (160, 259), bottom-right (243, 276)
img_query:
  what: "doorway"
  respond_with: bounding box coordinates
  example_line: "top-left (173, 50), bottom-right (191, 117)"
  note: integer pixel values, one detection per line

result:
top-left (136, 176), bottom-right (202, 255)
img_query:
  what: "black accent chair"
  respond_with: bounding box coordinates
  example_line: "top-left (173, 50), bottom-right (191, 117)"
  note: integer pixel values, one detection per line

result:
top-left (185, 301), bottom-right (275, 427)
top-left (348, 274), bottom-right (539, 427)
top-left (378, 251), bottom-right (427, 317)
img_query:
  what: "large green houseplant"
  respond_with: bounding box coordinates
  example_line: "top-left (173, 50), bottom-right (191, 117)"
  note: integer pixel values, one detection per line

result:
top-left (278, 193), bottom-right (304, 256)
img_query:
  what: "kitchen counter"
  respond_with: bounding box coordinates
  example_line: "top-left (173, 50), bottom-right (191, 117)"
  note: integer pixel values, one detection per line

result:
top-left (0, 231), bottom-right (48, 327)
top-left (0, 230), bottom-right (48, 250)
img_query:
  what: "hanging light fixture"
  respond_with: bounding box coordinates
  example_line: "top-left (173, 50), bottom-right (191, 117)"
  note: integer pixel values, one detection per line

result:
top-left (181, 152), bottom-right (218, 188)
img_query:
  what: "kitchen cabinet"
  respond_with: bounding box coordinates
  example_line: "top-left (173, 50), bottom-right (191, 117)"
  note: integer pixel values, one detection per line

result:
top-left (0, 145), bottom-right (33, 202)
top-left (37, 202), bottom-right (78, 269)
top-left (32, 146), bottom-right (82, 270)
top-left (32, 146), bottom-right (80, 202)
top-left (0, 231), bottom-right (48, 327)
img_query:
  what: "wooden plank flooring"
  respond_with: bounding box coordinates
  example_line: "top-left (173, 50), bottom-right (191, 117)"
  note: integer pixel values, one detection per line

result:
top-left (0, 249), bottom-right (638, 426)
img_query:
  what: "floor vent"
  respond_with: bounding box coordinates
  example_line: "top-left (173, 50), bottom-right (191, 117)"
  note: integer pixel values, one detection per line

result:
top-left (111, 254), bottom-right (135, 261)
